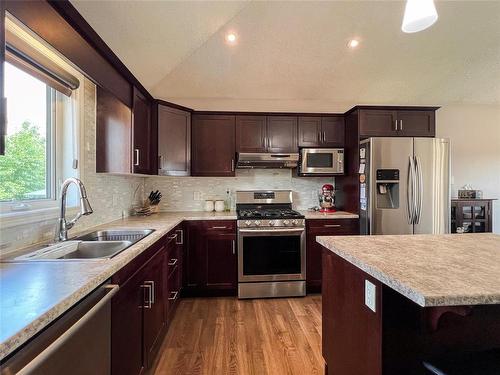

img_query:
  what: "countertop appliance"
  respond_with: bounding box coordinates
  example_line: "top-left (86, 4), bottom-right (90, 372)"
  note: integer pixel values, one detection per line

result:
top-left (299, 148), bottom-right (344, 176)
top-left (236, 153), bottom-right (299, 169)
top-left (318, 183), bottom-right (336, 212)
top-left (1, 283), bottom-right (118, 374)
top-left (236, 190), bottom-right (306, 299)
top-left (360, 137), bottom-right (450, 235)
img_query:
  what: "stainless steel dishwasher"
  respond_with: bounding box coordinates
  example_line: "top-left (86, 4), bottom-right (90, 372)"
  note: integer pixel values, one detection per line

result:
top-left (1, 282), bottom-right (118, 375)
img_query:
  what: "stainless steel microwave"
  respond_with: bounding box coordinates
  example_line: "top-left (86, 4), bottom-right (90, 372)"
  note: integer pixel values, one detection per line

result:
top-left (299, 148), bottom-right (344, 175)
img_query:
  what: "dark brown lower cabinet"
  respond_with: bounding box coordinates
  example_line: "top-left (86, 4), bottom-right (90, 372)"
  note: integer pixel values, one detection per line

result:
top-left (183, 220), bottom-right (237, 297)
top-left (111, 228), bottom-right (180, 375)
top-left (306, 218), bottom-right (359, 293)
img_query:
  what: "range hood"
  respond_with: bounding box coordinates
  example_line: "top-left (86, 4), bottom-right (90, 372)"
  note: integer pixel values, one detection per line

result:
top-left (236, 153), bottom-right (299, 169)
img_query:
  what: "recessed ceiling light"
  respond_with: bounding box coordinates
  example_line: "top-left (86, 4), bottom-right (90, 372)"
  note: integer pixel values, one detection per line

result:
top-left (225, 32), bottom-right (238, 45)
top-left (347, 39), bottom-right (360, 49)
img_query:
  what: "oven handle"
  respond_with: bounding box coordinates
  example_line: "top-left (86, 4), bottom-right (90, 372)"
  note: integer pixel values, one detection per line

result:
top-left (238, 228), bottom-right (305, 234)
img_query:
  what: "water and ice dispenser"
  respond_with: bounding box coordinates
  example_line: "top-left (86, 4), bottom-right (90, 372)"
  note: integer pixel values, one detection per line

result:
top-left (376, 169), bottom-right (400, 209)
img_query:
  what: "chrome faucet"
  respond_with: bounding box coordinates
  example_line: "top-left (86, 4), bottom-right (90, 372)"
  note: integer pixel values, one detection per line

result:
top-left (57, 178), bottom-right (93, 241)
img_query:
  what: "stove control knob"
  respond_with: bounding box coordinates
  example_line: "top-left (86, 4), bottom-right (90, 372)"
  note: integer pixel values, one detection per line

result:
top-left (245, 220), bottom-right (252, 227)
top-left (255, 220), bottom-right (261, 226)
top-left (283, 220), bottom-right (290, 226)
top-left (269, 220), bottom-right (275, 226)
top-left (292, 219), bottom-right (299, 226)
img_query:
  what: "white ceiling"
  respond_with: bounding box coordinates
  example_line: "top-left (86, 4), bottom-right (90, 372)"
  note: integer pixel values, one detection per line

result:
top-left (71, 1), bottom-right (500, 112)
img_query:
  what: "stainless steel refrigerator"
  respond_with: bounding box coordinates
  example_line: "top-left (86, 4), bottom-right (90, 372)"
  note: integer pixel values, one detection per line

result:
top-left (359, 137), bottom-right (450, 235)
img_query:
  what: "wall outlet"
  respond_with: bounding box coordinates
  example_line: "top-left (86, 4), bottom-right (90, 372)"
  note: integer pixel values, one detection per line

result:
top-left (112, 194), bottom-right (119, 207)
top-left (365, 280), bottom-right (376, 312)
top-left (193, 191), bottom-right (202, 201)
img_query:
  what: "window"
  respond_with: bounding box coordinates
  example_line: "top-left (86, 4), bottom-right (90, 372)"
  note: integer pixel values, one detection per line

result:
top-left (0, 15), bottom-right (83, 215)
top-left (0, 62), bottom-right (55, 203)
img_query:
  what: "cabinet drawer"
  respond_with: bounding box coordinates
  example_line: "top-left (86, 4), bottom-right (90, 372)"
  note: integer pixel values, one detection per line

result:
top-left (306, 219), bottom-right (359, 235)
top-left (199, 220), bottom-right (236, 232)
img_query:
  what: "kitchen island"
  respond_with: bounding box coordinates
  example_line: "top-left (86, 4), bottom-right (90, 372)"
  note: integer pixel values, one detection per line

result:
top-left (318, 234), bottom-right (500, 375)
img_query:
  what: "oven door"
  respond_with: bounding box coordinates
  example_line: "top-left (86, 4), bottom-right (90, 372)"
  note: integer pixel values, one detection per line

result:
top-left (238, 228), bottom-right (306, 282)
top-left (300, 148), bottom-right (344, 174)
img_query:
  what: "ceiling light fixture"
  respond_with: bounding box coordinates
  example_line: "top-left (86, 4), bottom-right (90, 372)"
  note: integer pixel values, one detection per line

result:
top-left (347, 39), bottom-right (360, 49)
top-left (225, 32), bottom-right (237, 45)
top-left (402, 0), bottom-right (438, 33)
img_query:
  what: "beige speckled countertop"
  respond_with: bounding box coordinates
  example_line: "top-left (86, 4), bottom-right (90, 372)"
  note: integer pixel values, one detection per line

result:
top-left (300, 210), bottom-right (359, 219)
top-left (317, 233), bottom-right (500, 307)
top-left (0, 209), bottom-right (357, 360)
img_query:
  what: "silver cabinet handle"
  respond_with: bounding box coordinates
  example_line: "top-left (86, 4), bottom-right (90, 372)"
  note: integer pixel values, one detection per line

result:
top-left (239, 228), bottom-right (304, 234)
top-left (323, 224), bottom-right (341, 228)
top-left (141, 283), bottom-right (152, 309)
top-left (231, 159), bottom-right (235, 172)
top-left (158, 155), bottom-right (163, 169)
top-left (175, 229), bottom-right (183, 245)
top-left (211, 226), bottom-right (227, 229)
top-left (16, 285), bottom-right (119, 375)
top-left (144, 280), bottom-right (155, 304)
top-left (168, 233), bottom-right (178, 241)
top-left (168, 291), bottom-right (179, 301)
top-left (168, 258), bottom-right (178, 266)
top-left (323, 131), bottom-right (326, 142)
top-left (134, 148), bottom-right (140, 166)
top-left (232, 239), bottom-right (235, 255)
top-left (394, 120), bottom-right (398, 131)
top-left (400, 120), bottom-right (403, 131)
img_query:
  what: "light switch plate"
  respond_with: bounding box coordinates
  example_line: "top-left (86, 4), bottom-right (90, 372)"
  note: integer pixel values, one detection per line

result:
top-left (193, 191), bottom-right (202, 201)
top-left (365, 280), bottom-right (376, 312)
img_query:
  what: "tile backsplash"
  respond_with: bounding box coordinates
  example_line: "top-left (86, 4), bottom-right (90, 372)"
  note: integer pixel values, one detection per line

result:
top-left (146, 169), bottom-right (333, 211)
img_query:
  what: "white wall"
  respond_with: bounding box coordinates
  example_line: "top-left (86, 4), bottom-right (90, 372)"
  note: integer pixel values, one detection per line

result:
top-left (436, 104), bottom-right (500, 233)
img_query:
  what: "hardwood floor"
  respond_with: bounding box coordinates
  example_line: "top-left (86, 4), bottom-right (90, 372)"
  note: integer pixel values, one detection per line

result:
top-left (153, 295), bottom-right (323, 375)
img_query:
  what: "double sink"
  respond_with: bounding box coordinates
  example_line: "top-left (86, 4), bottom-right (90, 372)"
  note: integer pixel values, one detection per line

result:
top-left (13, 229), bottom-right (155, 261)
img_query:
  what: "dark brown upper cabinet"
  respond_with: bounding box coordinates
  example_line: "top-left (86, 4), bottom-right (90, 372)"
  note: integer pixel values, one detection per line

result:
top-left (267, 116), bottom-right (298, 153)
top-left (132, 87), bottom-right (153, 174)
top-left (236, 115), bottom-right (297, 153)
top-left (235, 115), bottom-right (267, 153)
top-left (191, 114), bottom-right (236, 177)
top-left (359, 108), bottom-right (436, 138)
top-left (158, 105), bottom-right (191, 176)
top-left (96, 86), bottom-right (132, 173)
top-left (298, 116), bottom-right (344, 147)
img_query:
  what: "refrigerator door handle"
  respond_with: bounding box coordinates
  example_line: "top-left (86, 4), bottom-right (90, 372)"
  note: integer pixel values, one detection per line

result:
top-left (407, 156), bottom-right (415, 224)
top-left (414, 156), bottom-right (423, 224)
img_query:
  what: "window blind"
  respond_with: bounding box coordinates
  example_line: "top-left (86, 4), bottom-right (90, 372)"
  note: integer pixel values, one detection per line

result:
top-left (5, 28), bottom-right (80, 97)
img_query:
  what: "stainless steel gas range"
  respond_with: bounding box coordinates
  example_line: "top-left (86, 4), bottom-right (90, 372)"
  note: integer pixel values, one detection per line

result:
top-left (236, 190), bottom-right (306, 299)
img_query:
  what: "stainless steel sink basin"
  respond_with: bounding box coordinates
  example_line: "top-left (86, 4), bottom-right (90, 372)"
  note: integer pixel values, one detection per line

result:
top-left (74, 229), bottom-right (154, 243)
top-left (13, 240), bottom-right (133, 261)
top-left (6, 228), bottom-right (155, 262)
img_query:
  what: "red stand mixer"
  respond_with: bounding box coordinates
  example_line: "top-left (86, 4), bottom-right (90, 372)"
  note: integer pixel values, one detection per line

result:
top-left (318, 184), bottom-right (337, 213)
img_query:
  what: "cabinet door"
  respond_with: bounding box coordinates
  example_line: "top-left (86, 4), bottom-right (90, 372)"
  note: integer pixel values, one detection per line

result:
top-left (184, 222), bottom-right (204, 291)
top-left (96, 86), bottom-right (132, 173)
top-left (298, 117), bottom-right (322, 147)
top-left (143, 248), bottom-right (166, 368)
top-left (321, 117), bottom-right (345, 147)
top-left (191, 115), bottom-right (236, 176)
top-left (204, 232), bottom-right (237, 290)
top-left (267, 116), bottom-right (298, 153)
top-left (132, 87), bottom-right (152, 174)
top-left (111, 267), bottom-right (144, 375)
top-left (359, 110), bottom-right (398, 137)
top-left (158, 105), bottom-right (191, 176)
top-left (397, 110), bottom-right (435, 137)
top-left (236, 115), bottom-right (267, 153)
top-left (306, 219), bottom-right (359, 293)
